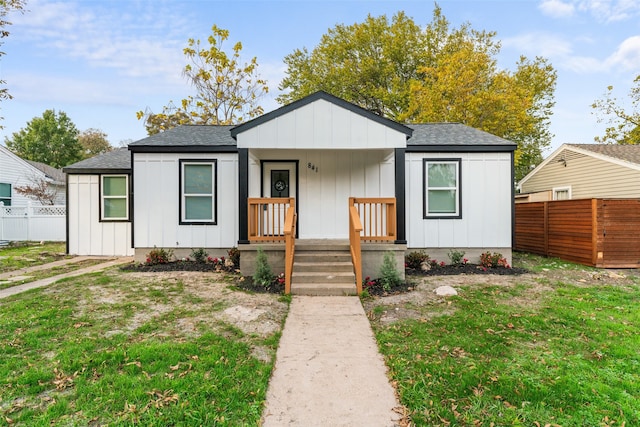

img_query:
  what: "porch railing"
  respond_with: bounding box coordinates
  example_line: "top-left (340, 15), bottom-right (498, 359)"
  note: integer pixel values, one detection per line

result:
top-left (248, 197), bottom-right (295, 242)
top-left (348, 197), bottom-right (396, 242)
top-left (349, 204), bottom-right (363, 294)
top-left (284, 206), bottom-right (297, 294)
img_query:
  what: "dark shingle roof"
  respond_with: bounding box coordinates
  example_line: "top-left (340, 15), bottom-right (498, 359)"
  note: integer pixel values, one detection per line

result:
top-left (567, 144), bottom-right (640, 165)
top-left (128, 125), bottom-right (236, 150)
top-left (407, 123), bottom-right (516, 149)
top-left (26, 160), bottom-right (66, 184)
top-left (63, 148), bottom-right (131, 174)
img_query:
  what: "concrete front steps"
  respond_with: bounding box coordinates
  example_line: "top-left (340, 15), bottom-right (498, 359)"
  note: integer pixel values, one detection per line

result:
top-left (291, 241), bottom-right (357, 296)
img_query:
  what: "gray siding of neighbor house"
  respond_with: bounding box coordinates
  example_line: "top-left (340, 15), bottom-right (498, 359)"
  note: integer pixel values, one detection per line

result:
top-left (520, 149), bottom-right (640, 199)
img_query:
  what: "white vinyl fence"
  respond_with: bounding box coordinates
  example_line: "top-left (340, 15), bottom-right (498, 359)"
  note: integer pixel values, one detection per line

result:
top-left (0, 203), bottom-right (66, 242)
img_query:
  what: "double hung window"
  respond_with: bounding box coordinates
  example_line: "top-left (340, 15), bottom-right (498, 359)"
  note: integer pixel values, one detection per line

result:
top-left (423, 159), bottom-right (461, 218)
top-left (180, 160), bottom-right (217, 224)
top-left (101, 175), bottom-right (128, 220)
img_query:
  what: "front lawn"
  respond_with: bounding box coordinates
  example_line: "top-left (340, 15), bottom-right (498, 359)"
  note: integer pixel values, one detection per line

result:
top-left (369, 254), bottom-right (640, 426)
top-left (0, 242), bottom-right (68, 273)
top-left (0, 267), bottom-right (288, 426)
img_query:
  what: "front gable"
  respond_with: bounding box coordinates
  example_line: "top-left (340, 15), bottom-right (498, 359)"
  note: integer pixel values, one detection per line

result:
top-left (232, 91), bottom-right (412, 150)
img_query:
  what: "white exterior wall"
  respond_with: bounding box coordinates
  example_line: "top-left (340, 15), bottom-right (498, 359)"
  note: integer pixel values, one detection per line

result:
top-left (0, 145), bottom-right (65, 206)
top-left (406, 152), bottom-right (512, 250)
top-left (249, 149), bottom-right (395, 238)
top-left (67, 174), bottom-right (134, 256)
top-left (237, 99), bottom-right (407, 150)
top-left (133, 152), bottom-right (238, 250)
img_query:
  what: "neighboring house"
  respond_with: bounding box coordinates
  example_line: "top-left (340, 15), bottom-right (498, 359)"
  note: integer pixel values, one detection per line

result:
top-left (63, 148), bottom-right (134, 256)
top-left (0, 144), bottom-right (66, 206)
top-left (517, 143), bottom-right (640, 201)
top-left (64, 92), bottom-right (516, 268)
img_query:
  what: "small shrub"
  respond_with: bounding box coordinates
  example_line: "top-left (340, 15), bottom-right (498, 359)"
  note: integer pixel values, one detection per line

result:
top-left (228, 247), bottom-right (240, 268)
top-left (479, 251), bottom-right (510, 269)
top-left (405, 250), bottom-right (429, 270)
top-left (146, 247), bottom-right (173, 265)
top-left (253, 247), bottom-right (274, 288)
top-left (448, 249), bottom-right (466, 266)
top-left (190, 248), bottom-right (208, 263)
top-left (379, 251), bottom-right (402, 292)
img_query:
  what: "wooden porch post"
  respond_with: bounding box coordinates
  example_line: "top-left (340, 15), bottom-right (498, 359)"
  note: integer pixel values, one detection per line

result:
top-left (238, 148), bottom-right (249, 244)
top-left (394, 148), bottom-right (406, 244)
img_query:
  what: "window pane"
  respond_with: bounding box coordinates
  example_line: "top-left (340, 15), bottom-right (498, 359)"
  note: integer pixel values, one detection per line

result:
top-left (0, 183), bottom-right (10, 198)
top-left (428, 164), bottom-right (456, 187)
top-left (104, 198), bottom-right (127, 218)
top-left (184, 164), bottom-right (212, 194)
top-left (428, 190), bottom-right (456, 213)
top-left (185, 196), bottom-right (212, 220)
top-left (103, 177), bottom-right (127, 196)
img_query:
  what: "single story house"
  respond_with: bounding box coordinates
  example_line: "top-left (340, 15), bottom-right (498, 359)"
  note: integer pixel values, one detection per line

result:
top-left (65, 92), bottom-right (516, 282)
top-left (517, 143), bottom-right (640, 202)
top-left (0, 144), bottom-right (66, 207)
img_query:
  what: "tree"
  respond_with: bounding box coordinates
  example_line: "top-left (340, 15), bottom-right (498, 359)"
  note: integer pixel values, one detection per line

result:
top-left (78, 128), bottom-right (112, 159)
top-left (592, 74), bottom-right (640, 145)
top-left (278, 11), bottom-right (427, 120)
top-left (278, 7), bottom-right (557, 181)
top-left (0, 0), bottom-right (27, 127)
top-left (137, 25), bottom-right (269, 135)
top-left (4, 109), bottom-right (82, 168)
top-left (15, 175), bottom-right (58, 205)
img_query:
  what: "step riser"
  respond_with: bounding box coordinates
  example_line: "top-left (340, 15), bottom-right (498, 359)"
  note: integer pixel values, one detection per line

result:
top-left (290, 284), bottom-right (358, 296)
top-left (294, 253), bottom-right (352, 263)
top-left (292, 273), bottom-right (355, 284)
top-left (294, 262), bottom-right (353, 273)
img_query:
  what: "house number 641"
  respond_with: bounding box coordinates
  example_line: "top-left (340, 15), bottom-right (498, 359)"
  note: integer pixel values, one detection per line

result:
top-left (307, 162), bottom-right (319, 173)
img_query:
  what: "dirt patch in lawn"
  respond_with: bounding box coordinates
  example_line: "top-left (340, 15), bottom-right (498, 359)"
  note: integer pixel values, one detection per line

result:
top-left (61, 270), bottom-right (288, 362)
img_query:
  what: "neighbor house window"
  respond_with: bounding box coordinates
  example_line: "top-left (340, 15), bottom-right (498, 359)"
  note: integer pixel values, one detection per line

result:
top-left (0, 183), bottom-right (11, 206)
top-left (101, 175), bottom-right (129, 220)
top-left (553, 186), bottom-right (571, 200)
top-left (180, 160), bottom-right (217, 224)
top-left (423, 159), bottom-right (461, 218)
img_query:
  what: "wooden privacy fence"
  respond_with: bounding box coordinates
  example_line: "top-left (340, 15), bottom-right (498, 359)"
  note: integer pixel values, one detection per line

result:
top-left (515, 199), bottom-right (640, 268)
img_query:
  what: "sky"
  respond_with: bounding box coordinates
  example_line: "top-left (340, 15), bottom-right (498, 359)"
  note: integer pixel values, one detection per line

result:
top-left (1, 0), bottom-right (639, 156)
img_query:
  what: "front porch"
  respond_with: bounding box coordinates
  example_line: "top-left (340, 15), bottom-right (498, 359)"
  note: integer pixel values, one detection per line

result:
top-left (238, 197), bottom-right (406, 295)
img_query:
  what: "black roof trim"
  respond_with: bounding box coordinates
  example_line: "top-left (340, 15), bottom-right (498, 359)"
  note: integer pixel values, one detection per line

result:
top-left (406, 145), bottom-right (516, 153)
top-left (65, 169), bottom-right (132, 175)
top-left (231, 91), bottom-right (413, 138)
top-left (128, 145), bottom-right (238, 153)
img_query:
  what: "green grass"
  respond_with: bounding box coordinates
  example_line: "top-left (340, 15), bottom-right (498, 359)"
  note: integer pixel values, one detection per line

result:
top-left (0, 269), bottom-right (284, 426)
top-left (0, 258), bottom-right (107, 290)
top-left (0, 242), bottom-right (68, 273)
top-left (373, 279), bottom-right (640, 426)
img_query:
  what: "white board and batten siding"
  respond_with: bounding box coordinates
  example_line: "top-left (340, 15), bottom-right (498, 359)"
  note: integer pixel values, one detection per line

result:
top-left (133, 152), bottom-right (238, 251)
top-left (236, 98), bottom-right (407, 150)
top-left (249, 149), bottom-right (395, 239)
top-left (406, 152), bottom-right (513, 251)
top-left (67, 174), bottom-right (134, 256)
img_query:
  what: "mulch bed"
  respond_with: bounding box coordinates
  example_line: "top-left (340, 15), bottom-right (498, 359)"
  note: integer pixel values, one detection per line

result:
top-left (407, 263), bottom-right (529, 276)
top-left (120, 261), bottom-right (529, 296)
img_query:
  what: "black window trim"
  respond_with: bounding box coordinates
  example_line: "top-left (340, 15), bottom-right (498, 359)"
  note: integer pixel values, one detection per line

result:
top-left (422, 158), bottom-right (462, 219)
top-left (179, 158), bottom-right (218, 225)
top-left (0, 182), bottom-right (11, 206)
top-left (99, 174), bottom-right (130, 222)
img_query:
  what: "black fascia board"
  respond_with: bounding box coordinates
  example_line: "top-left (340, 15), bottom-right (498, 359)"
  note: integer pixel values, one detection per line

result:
top-left (127, 145), bottom-right (238, 153)
top-left (406, 144), bottom-right (516, 153)
top-left (230, 91), bottom-right (413, 139)
top-left (63, 169), bottom-right (132, 175)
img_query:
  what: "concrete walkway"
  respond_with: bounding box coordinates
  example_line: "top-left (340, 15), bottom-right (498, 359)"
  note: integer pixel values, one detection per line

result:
top-left (0, 256), bottom-right (133, 299)
top-left (261, 296), bottom-right (403, 427)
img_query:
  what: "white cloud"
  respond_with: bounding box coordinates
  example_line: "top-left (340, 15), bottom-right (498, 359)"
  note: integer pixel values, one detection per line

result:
top-left (502, 32), bottom-right (573, 58)
top-left (11, 0), bottom-right (189, 81)
top-left (539, 0), bottom-right (575, 18)
top-left (540, 0), bottom-right (640, 22)
top-left (605, 35), bottom-right (640, 71)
